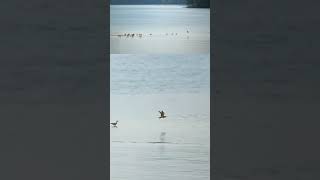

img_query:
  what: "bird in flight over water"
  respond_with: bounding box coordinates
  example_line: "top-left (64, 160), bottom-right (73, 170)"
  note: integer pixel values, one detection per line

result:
top-left (158, 111), bottom-right (167, 119)
top-left (110, 120), bottom-right (119, 128)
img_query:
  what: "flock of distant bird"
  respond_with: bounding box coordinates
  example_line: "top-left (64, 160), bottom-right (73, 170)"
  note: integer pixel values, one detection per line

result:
top-left (116, 33), bottom-right (144, 38)
top-left (112, 29), bottom-right (190, 39)
top-left (109, 110), bottom-right (167, 128)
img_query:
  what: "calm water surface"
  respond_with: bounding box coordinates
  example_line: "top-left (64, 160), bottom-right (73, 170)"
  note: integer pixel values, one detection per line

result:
top-left (111, 54), bottom-right (210, 180)
top-left (110, 5), bottom-right (210, 53)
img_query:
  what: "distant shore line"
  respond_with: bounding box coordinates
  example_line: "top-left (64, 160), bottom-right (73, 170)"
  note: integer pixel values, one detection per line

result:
top-left (110, 4), bottom-right (209, 8)
top-left (186, 4), bottom-right (209, 8)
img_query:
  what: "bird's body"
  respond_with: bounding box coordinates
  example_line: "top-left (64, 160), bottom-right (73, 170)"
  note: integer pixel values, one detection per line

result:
top-left (110, 120), bottom-right (119, 128)
top-left (158, 111), bottom-right (167, 119)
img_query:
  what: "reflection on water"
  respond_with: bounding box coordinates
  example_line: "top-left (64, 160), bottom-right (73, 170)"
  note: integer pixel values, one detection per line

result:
top-left (159, 132), bottom-right (166, 142)
top-left (110, 5), bottom-right (210, 53)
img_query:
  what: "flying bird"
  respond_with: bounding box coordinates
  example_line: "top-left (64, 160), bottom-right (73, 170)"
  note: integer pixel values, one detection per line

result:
top-left (158, 111), bottom-right (167, 119)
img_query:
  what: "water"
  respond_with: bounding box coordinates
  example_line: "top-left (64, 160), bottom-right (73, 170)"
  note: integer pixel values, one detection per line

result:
top-left (110, 5), bottom-right (210, 53)
top-left (110, 54), bottom-right (210, 180)
top-left (111, 54), bottom-right (210, 95)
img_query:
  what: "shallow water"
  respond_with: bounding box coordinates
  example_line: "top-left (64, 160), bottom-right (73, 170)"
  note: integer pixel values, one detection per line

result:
top-left (110, 54), bottom-right (210, 180)
top-left (110, 5), bottom-right (210, 53)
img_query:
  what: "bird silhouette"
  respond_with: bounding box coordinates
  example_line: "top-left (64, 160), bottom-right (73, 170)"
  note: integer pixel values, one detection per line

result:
top-left (110, 120), bottom-right (119, 128)
top-left (158, 111), bottom-right (167, 119)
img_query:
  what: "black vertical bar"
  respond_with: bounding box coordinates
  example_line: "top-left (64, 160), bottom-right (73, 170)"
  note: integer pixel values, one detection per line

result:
top-left (0, 0), bottom-right (109, 179)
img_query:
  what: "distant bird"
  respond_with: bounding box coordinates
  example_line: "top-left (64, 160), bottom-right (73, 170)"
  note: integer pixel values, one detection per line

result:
top-left (158, 111), bottom-right (167, 119)
top-left (186, 24), bottom-right (190, 34)
top-left (110, 120), bottom-right (119, 128)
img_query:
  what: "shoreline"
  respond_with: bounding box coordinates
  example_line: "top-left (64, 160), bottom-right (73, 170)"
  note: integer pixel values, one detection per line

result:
top-left (110, 4), bottom-right (210, 8)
